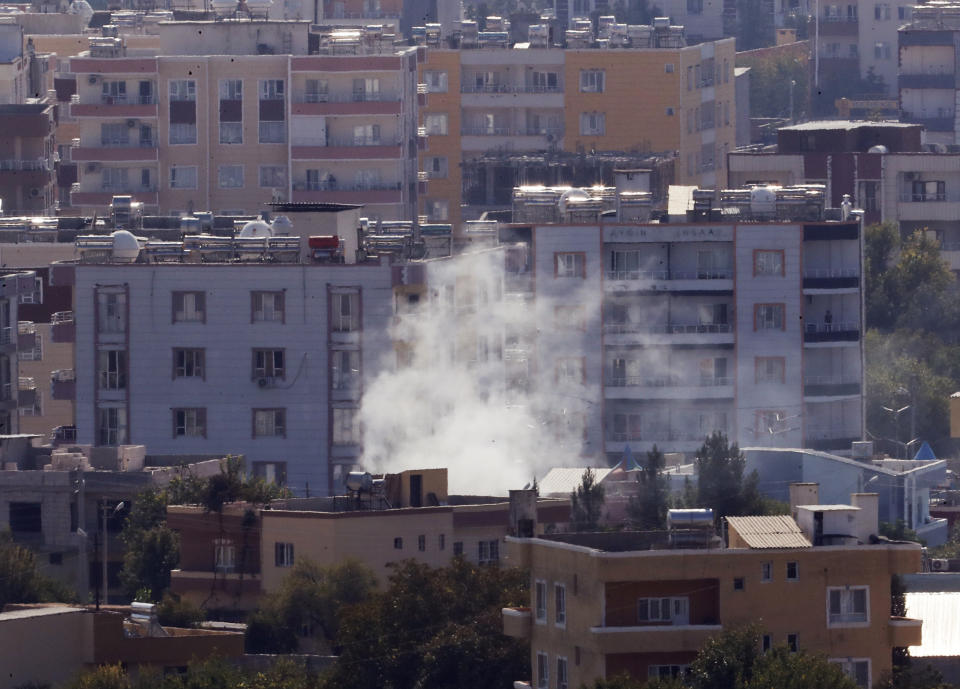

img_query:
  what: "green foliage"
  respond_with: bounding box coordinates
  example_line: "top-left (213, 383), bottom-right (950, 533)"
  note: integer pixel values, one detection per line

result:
top-left (245, 558), bottom-right (376, 654)
top-left (880, 520), bottom-right (924, 545)
top-left (167, 457), bottom-right (290, 510)
top-left (66, 665), bottom-right (130, 689)
top-left (0, 530), bottom-right (75, 607)
top-left (745, 53), bottom-right (809, 119)
top-left (694, 433), bottom-right (765, 521)
top-left (329, 558), bottom-right (528, 689)
top-left (156, 592), bottom-right (205, 628)
top-left (736, 0), bottom-right (774, 50)
top-left (611, 0), bottom-right (663, 23)
top-left (570, 468), bottom-right (606, 531)
top-left (119, 488), bottom-right (180, 603)
top-left (745, 646), bottom-right (857, 689)
top-left (875, 663), bottom-right (952, 689)
top-left (626, 446), bottom-right (669, 529)
top-left (69, 658), bottom-right (326, 689)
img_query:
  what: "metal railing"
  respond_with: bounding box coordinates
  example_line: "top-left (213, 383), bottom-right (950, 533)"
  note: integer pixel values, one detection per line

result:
top-left (607, 375), bottom-right (732, 388)
top-left (804, 321), bottom-right (859, 333)
top-left (460, 84), bottom-right (563, 94)
top-left (294, 181), bottom-right (401, 192)
top-left (0, 327), bottom-right (11, 345)
top-left (100, 94), bottom-right (156, 105)
top-left (609, 429), bottom-right (713, 442)
top-left (803, 375), bottom-right (860, 385)
top-left (806, 425), bottom-right (859, 439)
top-left (17, 322), bottom-right (35, 335)
top-left (0, 159), bottom-right (49, 172)
top-left (605, 269), bottom-right (733, 281)
top-left (18, 377), bottom-right (35, 390)
top-left (52, 311), bottom-right (74, 325)
top-left (97, 139), bottom-right (157, 148)
top-left (323, 135), bottom-right (400, 147)
top-left (52, 369), bottom-right (76, 382)
top-left (803, 268), bottom-right (858, 278)
top-left (295, 92), bottom-right (399, 103)
top-left (603, 322), bottom-right (733, 335)
top-left (99, 184), bottom-right (159, 193)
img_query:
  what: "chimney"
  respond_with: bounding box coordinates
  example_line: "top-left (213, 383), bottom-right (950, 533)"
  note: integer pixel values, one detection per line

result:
top-left (509, 489), bottom-right (538, 538)
top-left (850, 492), bottom-right (879, 543)
top-left (789, 482), bottom-right (819, 520)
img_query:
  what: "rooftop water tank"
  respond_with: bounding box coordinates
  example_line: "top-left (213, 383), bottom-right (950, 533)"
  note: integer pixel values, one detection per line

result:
top-left (111, 230), bottom-right (140, 262)
top-left (750, 185), bottom-right (778, 215)
top-left (558, 188), bottom-right (590, 215)
top-left (238, 219), bottom-right (272, 238)
top-left (271, 215), bottom-right (293, 236)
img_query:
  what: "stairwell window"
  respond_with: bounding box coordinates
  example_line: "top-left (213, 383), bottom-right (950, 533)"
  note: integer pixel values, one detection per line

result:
top-left (275, 541), bottom-right (294, 567)
top-left (253, 408), bottom-right (286, 437)
top-left (172, 291), bottom-right (205, 323)
top-left (828, 586), bottom-right (869, 625)
top-left (579, 112), bottom-right (605, 135)
top-left (755, 303), bottom-right (785, 330)
top-left (252, 349), bottom-right (285, 379)
top-left (579, 69), bottom-right (605, 92)
top-left (169, 166), bottom-right (197, 189)
top-left (173, 408), bottom-right (206, 438)
top-left (535, 580), bottom-right (547, 623)
top-left (555, 583), bottom-right (566, 627)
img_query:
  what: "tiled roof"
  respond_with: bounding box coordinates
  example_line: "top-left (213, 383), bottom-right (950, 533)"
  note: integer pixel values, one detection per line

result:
top-left (538, 467), bottom-right (612, 497)
top-left (726, 515), bottom-right (812, 549)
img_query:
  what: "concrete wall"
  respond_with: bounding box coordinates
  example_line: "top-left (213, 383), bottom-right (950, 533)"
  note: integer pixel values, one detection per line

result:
top-left (0, 608), bottom-right (91, 689)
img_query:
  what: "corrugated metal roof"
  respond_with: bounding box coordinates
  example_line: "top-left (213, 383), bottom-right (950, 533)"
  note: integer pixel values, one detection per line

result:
top-left (538, 467), bottom-right (612, 497)
top-left (726, 515), bottom-right (812, 549)
top-left (906, 592), bottom-right (960, 657)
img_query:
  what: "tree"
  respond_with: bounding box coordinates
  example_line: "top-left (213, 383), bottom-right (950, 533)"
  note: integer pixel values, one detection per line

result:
top-left (745, 53), bottom-right (809, 119)
top-left (570, 468), bottom-right (605, 531)
top-left (329, 558), bottom-right (528, 689)
top-left (245, 558), bottom-right (377, 654)
top-left (118, 488), bottom-right (179, 602)
top-left (745, 646), bottom-right (858, 689)
top-left (693, 433), bottom-right (764, 521)
top-left (0, 530), bottom-right (74, 608)
top-left (627, 446), bottom-right (669, 529)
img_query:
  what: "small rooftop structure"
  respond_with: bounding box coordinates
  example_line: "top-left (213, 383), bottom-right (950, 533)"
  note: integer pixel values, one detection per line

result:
top-left (537, 467), bottom-right (613, 498)
top-left (726, 515), bottom-right (812, 549)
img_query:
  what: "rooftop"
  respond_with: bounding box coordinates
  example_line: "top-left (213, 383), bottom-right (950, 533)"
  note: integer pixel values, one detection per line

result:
top-left (726, 515), bottom-right (812, 549)
top-left (780, 120), bottom-right (921, 131)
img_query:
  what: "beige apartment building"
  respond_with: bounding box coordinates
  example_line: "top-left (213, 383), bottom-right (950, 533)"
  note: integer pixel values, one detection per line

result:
top-left (65, 21), bottom-right (421, 219)
top-left (417, 33), bottom-right (737, 232)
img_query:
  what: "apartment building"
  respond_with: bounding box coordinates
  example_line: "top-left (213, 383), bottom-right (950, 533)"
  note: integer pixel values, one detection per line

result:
top-left (502, 493), bottom-right (923, 688)
top-left (0, 269), bottom-right (45, 436)
top-left (417, 26), bottom-right (736, 234)
top-left (812, 0), bottom-right (913, 98)
top-left (0, 102), bottom-right (59, 215)
top-left (501, 182), bottom-right (864, 463)
top-left (899, 4), bottom-right (960, 144)
top-left (65, 21), bottom-right (421, 219)
top-left (729, 121), bottom-right (960, 272)
top-left (58, 215), bottom-right (395, 496)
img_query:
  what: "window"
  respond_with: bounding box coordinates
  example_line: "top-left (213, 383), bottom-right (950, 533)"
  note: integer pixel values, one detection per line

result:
top-left (556, 358), bottom-right (585, 385)
top-left (259, 166), bottom-right (287, 189)
top-left (580, 69), bottom-right (605, 92)
top-left (453, 541), bottom-right (463, 556)
top-left (172, 292), bottom-right (205, 323)
top-left (353, 123), bottom-right (381, 145)
top-left (331, 349), bottom-right (360, 390)
top-left (253, 408), bottom-right (286, 437)
top-left (219, 78), bottom-right (242, 100)
top-left (756, 357), bottom-right (785, 384)
top-left (531, 70), bottom-right (559, 91)
top-left (97, 407), bottom-right (127, 445)
top-left (173, 348), bottom-right (204, 378)
top-left (755, 304), bottom-right (785, 330)
top-left (874, 41), bottom-right (891, 59)
top-left (214, 538), bottom-right (234, 572)
top-left (754, 249), bottom-right (784, 276)
top-left (424, 113), bottom-right (448, 135)
top-left (687, 0), bottom-right (703, 12)
top-left (169, 79), bottom-right (196, 101)
top-left (260, 79), bottom-right (285, 100)
top-left (426, 156), bottom-right (448, 179)
top-left (478, 539), bottom-right (499, 564)
top-left (665, 63), bottom-right (675, 73)
top-left (638, 597), bottom-right (688, 623)
top-left (648, 666), bottom-right (690, 681)
top-left (252, 461), bottom-right (286, 485)
top-left (169, 123), bottom-right (197, 145)
top-left (555, 584), bottom-right (566, 626)
top-left (426, 199), bottom-right (449, 221)
top-left (173, 408), bottom-right (206, 437)
top-left (352, 77), bottom-right (380, 101)
top-left (394, 537), bottom-right (403, 549)
top-left (535, 580), bottom-right (547, 623)
top-left (169, 166), bottom-right (197, 189)
top-left (102, 80), bottom-right (127, 102)
top-left (733, 577), bottom-right (745, 591)
top-left (275, 541), bottom-right (294, 567)
top-left (761, 561), bottom-right (772, 582)
top-left (100, 123), bottom-right (129, 146)
top-left (849, 43), bottom-right (858, 58)
top-left (666, 107), bottom-right (675, 116)
top-left (555, 252), bottom-right (586, 278)
top-left (786, 561), bottom-right (799, 580)
top-left (555, 305), bottom-right (585, 330)
top-left (259, 121), bottom-right (286, 143)
top-left (557, 657), bottom-right (568, 689)
top-left (828, 587), bottom-right (869, 625)
top-left (911, 180), bottom-right (946, 201)
top-left (898, 6), bottom-right (909, 19)
top-left (218, 165), bottom-right (244, 188)
top-left (252, 349), bottom-right (285, 379)
top-left (98, 350), bottom-right (126, 390)
top-left (832, 659), bottom-right (870, 688)
top-left (252, 291), bottom-right (284, 322)
top-left (332, 407), bottom-right (360, 445)
top-left (787, 633), bottom-right (798, 652)
top-left (220, 122), bottom-right (242, 144)
top-left (332, 292), bottom-right (360, 332)
top-left (424, 70), bottom-right (448, 92)
top-left (875, 3), bottom-right (890, 18)
top-left (537, 652), bottom-right (549, 689)
top-left (579, 112), bottom-right (605, 135)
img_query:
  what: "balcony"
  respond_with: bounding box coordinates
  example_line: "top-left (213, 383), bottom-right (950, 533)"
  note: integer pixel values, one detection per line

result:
top-left (606, 430), bottom-right (716, 454)
top-left (805, 426), bottom-right (860, 451)
top-left (803, 376), bottom-right (861, 398)
top-left (69, 93), bottom-right (158, 118)
top-left (897, 191), bottom-right (960, 222)
top-left (460, 83), bottom-right (564, 108)
top-left (818, 16), bottom-right (859, 35)
top-left (50, 368), bottom-right (76, 401)
top-left (605, 375), bottom-right (734, 400)
top-left (72, 141), bottom-right (158, 162)
top-left (900, 73), bottom-right (956, 89)
top-left (292, 93), bottom-right (402, 116)
top-left (50, 425), bottom-right (77, 447)
top-left (604, 322), bottom-right (734, 346)
top-left (0, 159), bottom-right (50, 173)
top-left (889, 617), bottom-right (922, 647)
top-left (803, 321), bottom-right (860, 343)
top-left (17, 322), bottom-right (37, 352)
top-left (589, 624), bottom-right (723, 654)
top-left (291, 137), bottom-right (403, 160)
top-left (502, 607), bottom-right (532, 639)
top-left (51, 311), bottom-right (75, 343)
top-left (0, 326), bottom-right (14, 352)
top-left (605, 269), bottom-right (734, 293)
top-left (18, 377), bottom-right (36, 409)
top-left (71, 185), bottom-right (159, 207)
top-left (802, 268), bottom-right (859, 290)
top-left (291, 182), bottom-right (402, 205)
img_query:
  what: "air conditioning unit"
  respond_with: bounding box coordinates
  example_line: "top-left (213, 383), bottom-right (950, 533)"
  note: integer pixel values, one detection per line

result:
top-left (904, 171), bottom-right (918, 180)
top-left (126, 119), bottom-right (137, 128)
top-left (88, 74), bottom-right (101, 84)
top-left (257, 377), bottom-right (274, 388)
top-left (85, 163), bottom-right (99, 173)
top-left (29, 188), bottom-right (40, 198)
top-left (930, 558), bottom-right (949, 572)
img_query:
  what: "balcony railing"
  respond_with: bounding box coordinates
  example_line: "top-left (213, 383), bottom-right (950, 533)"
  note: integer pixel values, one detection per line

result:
top-left (293, 181), bottom-right (401, 192)
top-left (0, 159), bottom-right (50, 172)
top-left (821, 14), bottom-right (858, 21)
top-left (99, 94), bottom-right (156, 105)
top-left (460, 84), bottom-right (563, 94)
top-left (323, 135), bottom-right (401, 147)
top-left (295, 92), bottom-right (399, 103)
top-left (610, 429), bottom-right (717, 442)
top-left (99, 184), bottom-right (159, 193)
top-left (806, 425), bottom-right (859, 440)
top-left (326, 9), bottom-right (400, 18)
top-left (462, 126), bottom-right (513, 136)
top-left (804, 321), bottom-right (858, 333)
top-left (96, 139), bottom-right (157, 148)
top-left (17, 322), bottom-right (35, 335)
top-left (604, 322), bottom-right (733, 335)
top-left (607, 375), bottom-right (732, 388)
top-left (606, 269), bottom-right (733, 281)
top-left (52, 369), bottom-right (76, 382)
top-left (803, 268), bottom-right (858, 278)
top-left (52, 311), bottom-right (74, 325)
top-left (0, 326), bottom-right (12, 345)
top-left (18, 377), bottom-right (35, 390)
top-left (899, 192), bottom-right (960, 202)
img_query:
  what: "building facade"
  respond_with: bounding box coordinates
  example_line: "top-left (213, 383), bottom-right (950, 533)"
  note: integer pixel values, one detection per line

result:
top-left (0, 102), bottom-right (59, 216)
top-left (65, 21), bottom-right (421, 220)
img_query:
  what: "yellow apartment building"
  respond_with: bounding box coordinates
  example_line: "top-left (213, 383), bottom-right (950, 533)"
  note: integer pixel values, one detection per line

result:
top-left (417, 37), bottom-right (737, 239)
top-left (503, 505), bottom-right (922, 689)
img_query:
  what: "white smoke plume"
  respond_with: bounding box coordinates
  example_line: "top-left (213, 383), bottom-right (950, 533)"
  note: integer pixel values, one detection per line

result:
top-left (359, 247), bottom-right (601, 495)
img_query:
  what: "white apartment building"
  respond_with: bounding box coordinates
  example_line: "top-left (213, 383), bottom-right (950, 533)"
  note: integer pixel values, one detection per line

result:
top-left (58, 224), bottom-right (394, 496)
top-left (503, 184), bottom-right (865, 462)
top-left (66, 21), bottom-right (422, 220)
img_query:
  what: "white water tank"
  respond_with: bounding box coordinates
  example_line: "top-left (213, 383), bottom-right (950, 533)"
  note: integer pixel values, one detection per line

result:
top-left (271, 215), bottom-right (293, 236)
top-left (750, 185), bottom-right (778, 215)
top-left (558, 188), bottom-right (589, 215)
top-left (111, 230), bottom-right (140, 262)
top-left (239, 220), bottom-right (273, 238)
